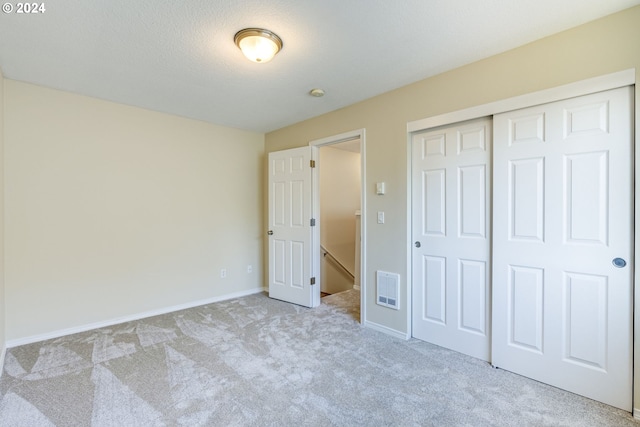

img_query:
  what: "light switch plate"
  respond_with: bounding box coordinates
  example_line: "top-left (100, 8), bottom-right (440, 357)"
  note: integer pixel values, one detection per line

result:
top-left (376, 182), bottom-right (385, 195)
top-left (377, 211), bottom-right (385, 224)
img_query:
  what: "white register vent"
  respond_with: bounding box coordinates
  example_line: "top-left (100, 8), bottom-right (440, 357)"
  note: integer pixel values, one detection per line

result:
top-left (376, 271), bottom-right (400, 310)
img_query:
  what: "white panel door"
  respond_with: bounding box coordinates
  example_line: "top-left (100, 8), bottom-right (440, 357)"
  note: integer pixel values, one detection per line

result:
top-left (412, 118), bottom-right (491, 361)
top-left (268, 147), bottom-right (320, 308)
top-left (492, 87), bottom-right (633, 411)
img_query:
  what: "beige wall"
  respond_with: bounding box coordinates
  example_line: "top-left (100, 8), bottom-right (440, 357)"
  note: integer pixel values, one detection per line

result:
top-left (265, 4), bottom-right (640, 402)
top-left (4, 80), bottom-right (265, 341)
top-left (320, 145), bottom-right (361, 273)
top-left (0, 68), bottom-right (5, 359)
top-left (319, 145), bottom-right (360, 294)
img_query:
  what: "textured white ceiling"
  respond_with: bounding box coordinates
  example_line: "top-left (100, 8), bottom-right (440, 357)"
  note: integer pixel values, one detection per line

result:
top-left (0, 0), bottom-right (638, 133)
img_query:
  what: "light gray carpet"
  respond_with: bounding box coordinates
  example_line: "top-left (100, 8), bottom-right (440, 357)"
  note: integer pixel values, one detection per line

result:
top-left (0, 289), bottom-right (637, 426)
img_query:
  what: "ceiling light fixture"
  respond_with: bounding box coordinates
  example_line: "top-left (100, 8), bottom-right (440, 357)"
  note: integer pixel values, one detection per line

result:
top-left (234, 28), bottom-right (283, 63)
top-left (309, 88), bottom-right (325, 97)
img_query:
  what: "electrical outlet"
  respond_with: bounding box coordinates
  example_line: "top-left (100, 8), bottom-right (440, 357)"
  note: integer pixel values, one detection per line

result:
top-left (220, 268), bottom-right (227, 279)
top-left (247, 265), bottom-right (253, 274)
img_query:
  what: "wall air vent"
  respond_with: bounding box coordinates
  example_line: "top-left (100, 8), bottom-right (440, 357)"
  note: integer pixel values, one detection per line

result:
top-left (376, 271), bottom-right (400, 310)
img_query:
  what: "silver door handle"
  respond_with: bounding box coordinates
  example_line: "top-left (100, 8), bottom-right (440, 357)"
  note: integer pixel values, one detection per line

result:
top-left (267, 230), bottom-right (273, 236)
top-left (415, 241), bottom-right (421, 248)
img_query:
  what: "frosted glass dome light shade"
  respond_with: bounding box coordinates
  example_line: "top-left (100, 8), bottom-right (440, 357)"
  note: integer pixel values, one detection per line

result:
top-left (234, 28), bottom-right (283, 63)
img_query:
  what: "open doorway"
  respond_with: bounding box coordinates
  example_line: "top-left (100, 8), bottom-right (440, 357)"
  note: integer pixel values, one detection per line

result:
top-left (310, 129), bottom-right (365, 323)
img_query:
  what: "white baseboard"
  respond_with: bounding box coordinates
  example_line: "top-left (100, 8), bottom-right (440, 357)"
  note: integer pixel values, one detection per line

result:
top-left (364, 320), bottom-right (410, 340)
top-left (6, 287), bottom-right (265, 348)
top-left (633, 408), bottom-right (640, 420)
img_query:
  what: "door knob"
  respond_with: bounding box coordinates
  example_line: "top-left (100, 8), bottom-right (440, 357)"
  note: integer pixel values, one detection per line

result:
top-left (415, 241), bottom-right (421, 248)
top-left (267, 230), bottom-right (274, 236)
top-left (612, 258), bottom-right (626, 268)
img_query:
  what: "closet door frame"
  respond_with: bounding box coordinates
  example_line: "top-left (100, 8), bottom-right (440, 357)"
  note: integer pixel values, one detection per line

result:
top-left (406, 68), bottom-right (637, 411)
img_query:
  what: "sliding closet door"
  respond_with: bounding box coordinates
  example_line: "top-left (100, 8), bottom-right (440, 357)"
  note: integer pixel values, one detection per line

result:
top-left (412, 118), bottom-right (491, 361)
top-left (492, 87), bottom-right (633, 411)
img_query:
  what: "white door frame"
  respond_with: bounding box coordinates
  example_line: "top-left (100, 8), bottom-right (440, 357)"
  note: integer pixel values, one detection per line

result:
top-left (310, 129), bottom-right (366, 323)
top-left (406, 68), bottom-right (637, 411)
